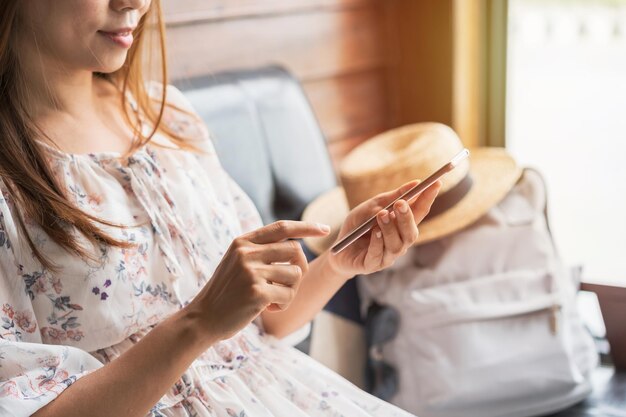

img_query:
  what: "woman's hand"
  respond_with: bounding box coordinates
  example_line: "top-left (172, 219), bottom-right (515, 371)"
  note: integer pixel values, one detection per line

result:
top-left (326, 180), bottom-right (442, 278)
top-left (184, 221), bottom-right (330, 345)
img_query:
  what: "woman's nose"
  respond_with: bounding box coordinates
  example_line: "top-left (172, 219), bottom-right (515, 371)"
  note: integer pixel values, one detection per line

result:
top-left (110, 0), bottom-right (150, 13)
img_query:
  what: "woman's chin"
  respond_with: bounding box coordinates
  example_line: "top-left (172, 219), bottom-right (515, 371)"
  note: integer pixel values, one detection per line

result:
top-left (93, 56), bottom-right (129, 74)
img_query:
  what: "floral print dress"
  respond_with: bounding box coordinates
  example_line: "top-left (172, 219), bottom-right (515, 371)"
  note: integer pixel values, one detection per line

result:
top-left (0, 85), bottom-right (415, 417)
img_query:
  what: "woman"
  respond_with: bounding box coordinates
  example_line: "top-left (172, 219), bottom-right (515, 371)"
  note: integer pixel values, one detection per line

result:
top-left (0, 1), bottom-right (441, 416)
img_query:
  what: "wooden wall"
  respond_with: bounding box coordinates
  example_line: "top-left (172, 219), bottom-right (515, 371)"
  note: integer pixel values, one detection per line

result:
top-left (385, 1), bottom-right (455, 128)
top-left (162, 0), bottom-right (472, 170)
top-left (163, 0), bottom-right (393, 167)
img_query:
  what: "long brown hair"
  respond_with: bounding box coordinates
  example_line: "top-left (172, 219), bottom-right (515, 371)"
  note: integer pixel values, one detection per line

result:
top-left (0, 1), bottom-right (191, 269)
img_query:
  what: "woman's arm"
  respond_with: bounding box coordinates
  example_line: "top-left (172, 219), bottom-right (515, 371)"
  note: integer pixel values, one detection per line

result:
top-left (32, 308), bottom-right (213, 417)
top-left (30, 221), bottom-right (328, 417)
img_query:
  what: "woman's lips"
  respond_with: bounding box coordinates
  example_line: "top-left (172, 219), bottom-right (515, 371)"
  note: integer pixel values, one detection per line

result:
top-left (98, 30), bottom-right (134, 49)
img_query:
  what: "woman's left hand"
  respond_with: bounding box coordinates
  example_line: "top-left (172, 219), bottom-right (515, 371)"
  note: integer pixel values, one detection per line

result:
top-left (326, 180), bottom-right (442, 278)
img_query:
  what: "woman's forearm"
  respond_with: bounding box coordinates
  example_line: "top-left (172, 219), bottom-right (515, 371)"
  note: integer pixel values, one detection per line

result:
top-left (260, 251), bottom-right (351, 338)
top-left (32, 308), bottom-right (216, 417)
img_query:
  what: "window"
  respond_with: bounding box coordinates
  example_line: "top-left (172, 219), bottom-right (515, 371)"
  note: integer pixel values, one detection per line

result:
top-left (507, 0), bottom-right (626, 283)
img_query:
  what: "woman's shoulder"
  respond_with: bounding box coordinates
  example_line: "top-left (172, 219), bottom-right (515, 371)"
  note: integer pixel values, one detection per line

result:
top-left (145, 81), bottom-right (215, 152)
top-left (146, 81), bottom-right (195, 113)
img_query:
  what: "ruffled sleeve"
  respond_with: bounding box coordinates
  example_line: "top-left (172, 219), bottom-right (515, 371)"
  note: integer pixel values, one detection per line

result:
top-left (0, 186), bottom-right (103, 417)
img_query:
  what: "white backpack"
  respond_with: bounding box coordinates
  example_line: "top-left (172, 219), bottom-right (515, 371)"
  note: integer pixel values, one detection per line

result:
top-left (358, 169), bottom-right (598, 417)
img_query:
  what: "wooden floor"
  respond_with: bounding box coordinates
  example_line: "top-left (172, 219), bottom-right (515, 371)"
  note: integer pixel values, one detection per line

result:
top-left (547, 367), bottom-right (626, 417)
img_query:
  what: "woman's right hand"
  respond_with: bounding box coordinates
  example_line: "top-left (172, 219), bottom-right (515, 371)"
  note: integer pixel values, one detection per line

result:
top-left (184, 220), bottom-right (330, 345)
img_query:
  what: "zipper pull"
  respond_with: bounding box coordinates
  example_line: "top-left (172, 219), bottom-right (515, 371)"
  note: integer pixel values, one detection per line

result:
top-left (549, 304), bottom-right (561, 335)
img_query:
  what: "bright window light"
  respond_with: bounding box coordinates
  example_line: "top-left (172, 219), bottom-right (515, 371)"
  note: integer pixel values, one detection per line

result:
top-left (507, 0), bottom-right (626, 284)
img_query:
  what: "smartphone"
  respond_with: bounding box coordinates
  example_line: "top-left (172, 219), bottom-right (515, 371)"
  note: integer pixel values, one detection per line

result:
top-left (330, 148), bottom-right (470, 255)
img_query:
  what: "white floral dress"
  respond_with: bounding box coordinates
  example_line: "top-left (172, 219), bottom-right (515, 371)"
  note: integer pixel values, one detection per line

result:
top-left (0, 85), bottom-right (415, 417)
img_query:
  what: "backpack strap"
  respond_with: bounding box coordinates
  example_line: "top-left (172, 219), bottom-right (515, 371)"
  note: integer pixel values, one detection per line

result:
top-left (518, 167), bottom-right (558, 251)
top-left (519, 168), bottom-right (585, 287)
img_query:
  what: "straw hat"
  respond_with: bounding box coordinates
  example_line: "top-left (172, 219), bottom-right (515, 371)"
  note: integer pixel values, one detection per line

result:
top-left (302, 122), bottom-right (523, 255)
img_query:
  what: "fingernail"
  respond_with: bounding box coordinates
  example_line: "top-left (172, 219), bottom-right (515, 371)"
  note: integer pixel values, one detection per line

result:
top-left (317, 223), bottom-right (331, 233)
top-left (381, 212), bottom-right (390, 224)
top-left (398, 200), bottom-right (408, 213)
top-left (375, 231), bottom-right (382, 238)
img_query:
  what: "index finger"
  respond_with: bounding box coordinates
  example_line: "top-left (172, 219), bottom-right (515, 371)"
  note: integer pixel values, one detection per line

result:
top-left (248, 220), bottom-right (331, 245)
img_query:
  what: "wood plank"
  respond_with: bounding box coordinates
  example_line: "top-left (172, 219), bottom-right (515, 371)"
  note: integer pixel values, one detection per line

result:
top-left (303, 69), bottom-right (390, 143)
top-left (163, 0), bottom-right (374, 25)
top-left (166, 7), bottom-right (386, 82)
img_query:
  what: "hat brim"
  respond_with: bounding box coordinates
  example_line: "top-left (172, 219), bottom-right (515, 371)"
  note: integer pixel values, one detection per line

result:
top-left (302, 148), bottom-right (522, 256)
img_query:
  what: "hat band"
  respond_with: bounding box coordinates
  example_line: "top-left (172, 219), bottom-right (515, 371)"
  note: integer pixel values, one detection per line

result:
top-left (423, 173), bottom-right (474, 221)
